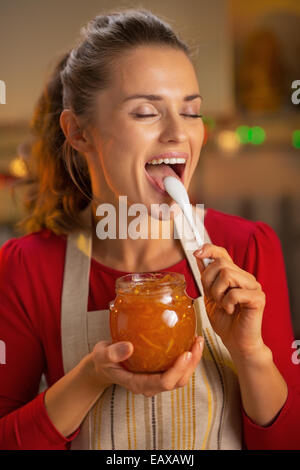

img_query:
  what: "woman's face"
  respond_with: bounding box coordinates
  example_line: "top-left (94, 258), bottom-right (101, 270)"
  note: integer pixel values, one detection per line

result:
top-left (87, 45), bottom-right (204, 211)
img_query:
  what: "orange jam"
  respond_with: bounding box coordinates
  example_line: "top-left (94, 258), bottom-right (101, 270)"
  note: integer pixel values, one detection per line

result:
top-left (109, 272), bottom-right (196, 373)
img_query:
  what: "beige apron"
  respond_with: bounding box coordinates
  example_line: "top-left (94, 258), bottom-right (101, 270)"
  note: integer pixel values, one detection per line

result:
top-left (61, 205), bottom-right (242, 450)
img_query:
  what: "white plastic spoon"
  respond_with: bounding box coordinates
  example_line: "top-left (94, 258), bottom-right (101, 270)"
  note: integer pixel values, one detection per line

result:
top-left (163, 176), bottom-right (213, 268)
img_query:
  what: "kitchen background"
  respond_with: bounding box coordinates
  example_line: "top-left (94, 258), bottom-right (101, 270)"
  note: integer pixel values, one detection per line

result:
top-left (0, 0), bottom-right (299, 337)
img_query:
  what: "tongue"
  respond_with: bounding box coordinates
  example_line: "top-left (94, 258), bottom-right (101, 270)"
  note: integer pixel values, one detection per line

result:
top-left (146, 163), bottom-right (179, 192)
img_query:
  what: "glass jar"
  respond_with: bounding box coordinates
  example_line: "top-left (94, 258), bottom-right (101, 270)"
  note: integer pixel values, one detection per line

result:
top-left (109, 272), bottom-right (196, 373)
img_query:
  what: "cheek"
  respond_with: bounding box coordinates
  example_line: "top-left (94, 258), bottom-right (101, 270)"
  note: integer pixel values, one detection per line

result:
top-left (101, 133), bottom-right (141, 177)
top-left (125, 122), bottom-right (158, 144)
top-left (110, 120), bottom-right (153, 151)
top-left (189, 125), bottom-right (204, 170)
top-left (196, 120), bottom-right (205, 142)
top-left (190, 123), bottom-right (205, 152)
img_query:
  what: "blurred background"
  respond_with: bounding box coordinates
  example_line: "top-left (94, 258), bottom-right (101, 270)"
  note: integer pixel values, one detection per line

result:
top-left (0, 0), bottom-right (299, 336)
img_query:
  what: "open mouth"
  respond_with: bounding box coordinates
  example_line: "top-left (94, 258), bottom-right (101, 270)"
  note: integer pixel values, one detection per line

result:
top-left (144, 161), bottom-right (186, 194)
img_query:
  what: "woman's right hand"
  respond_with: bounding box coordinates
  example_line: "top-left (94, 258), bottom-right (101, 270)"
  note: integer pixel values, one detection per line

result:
top-left (89, 336), bottom-right (204, 397)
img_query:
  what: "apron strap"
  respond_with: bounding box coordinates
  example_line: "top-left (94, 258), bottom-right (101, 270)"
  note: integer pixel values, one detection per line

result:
top-left (61, 211), bottom-right (92, 374)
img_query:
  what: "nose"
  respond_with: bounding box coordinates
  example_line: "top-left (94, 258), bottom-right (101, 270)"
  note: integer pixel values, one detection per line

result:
top-left (159, 113), bottom-right (189, 144)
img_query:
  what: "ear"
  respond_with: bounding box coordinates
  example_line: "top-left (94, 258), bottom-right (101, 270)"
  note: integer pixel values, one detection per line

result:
top-left (59, 109), bottom-right (94, 154)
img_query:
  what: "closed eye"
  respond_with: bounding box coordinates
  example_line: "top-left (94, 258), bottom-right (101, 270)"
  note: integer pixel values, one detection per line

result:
top-left (133, 113), bottom-right (158, 118)
top-left (181, 114), bottom-right (203, 119)
top-left (132, 113), bottom-right (202, 119)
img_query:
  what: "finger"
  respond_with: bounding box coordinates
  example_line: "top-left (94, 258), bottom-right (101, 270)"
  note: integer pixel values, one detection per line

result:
top-left (159, 337), bottom-right (203, 391)
top-left (93, 340), bottom-right (189, 396)
top-left (196, 256), bottom-right (238, 298)
top-left (91, 341), bottom-right (136, 388)
top-left (210, 267), bottom-right (260, 305)
top-left (130, 348), bottom-right (195, 396)
top-left (126, 339), bottom-right (200, 396)
top-left (175, 336), bottom-right (204, 388)
top-left (194, 247), bottom-right (258, 299)
top-left (193, 243), bottom-right (232, 273)
top-left (128, 370), bottom-right (167, 396)
top-left (93, 340), bottom-right (134, 364)
top-left (130, 351), bottom-right (192, 396)
top-left (222, 287), bottom-right (266, 314)
top-left (196, 243), bottom-right (232, 261)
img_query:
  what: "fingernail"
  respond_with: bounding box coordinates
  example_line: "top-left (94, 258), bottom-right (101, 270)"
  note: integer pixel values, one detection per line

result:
top-left (198, 338), bottom-right (204, 351)
top-left (184, 351), bottom-right (192, 363)
top-left (114, 342), bottom-right (130, 358)
top-left (194, 248), bottom-right (203, 257)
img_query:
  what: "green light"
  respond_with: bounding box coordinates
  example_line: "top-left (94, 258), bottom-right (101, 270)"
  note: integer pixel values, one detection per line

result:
top-left (247, 127), bottom-right (253, 142)
top-left (292, 130), bottom-right (300, 149)
top-left (202, 116), bottom-right (216, 130)
top-left (250, 126), bottom-right (265, 145)
top-left (236, 125), bottom-right (265, 145)
top-left (236, 125), bottom-right (250, 144)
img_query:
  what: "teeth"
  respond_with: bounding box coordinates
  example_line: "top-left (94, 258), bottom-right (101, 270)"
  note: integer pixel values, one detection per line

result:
top-left (147, 157), bottom-right (186, 165)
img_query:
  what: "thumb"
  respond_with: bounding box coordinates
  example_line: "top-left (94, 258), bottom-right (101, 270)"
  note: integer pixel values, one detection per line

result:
top-left (107, 341), bottom-right (133, 363)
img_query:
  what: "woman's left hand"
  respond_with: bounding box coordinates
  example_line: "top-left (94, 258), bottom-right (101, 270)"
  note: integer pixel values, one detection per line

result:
top-left (193, 243), bottom-right (266, 358)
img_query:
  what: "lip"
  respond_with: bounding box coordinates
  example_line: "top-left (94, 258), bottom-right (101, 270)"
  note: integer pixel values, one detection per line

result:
top-left (144, 152), bottom-right (188, 195)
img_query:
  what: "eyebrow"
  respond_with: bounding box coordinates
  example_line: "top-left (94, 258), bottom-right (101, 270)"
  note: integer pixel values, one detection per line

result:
top-left (123, 93), bottom-right (203, 102)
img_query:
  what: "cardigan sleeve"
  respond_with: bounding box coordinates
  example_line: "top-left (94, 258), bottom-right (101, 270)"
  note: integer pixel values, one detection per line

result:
top-left (0, 238), bottom-right (80, 450)
top-left (241, 222), bottom-right (300, 450)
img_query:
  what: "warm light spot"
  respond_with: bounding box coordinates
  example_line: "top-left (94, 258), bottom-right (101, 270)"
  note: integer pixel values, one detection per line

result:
top-left (9, 157), bottom-right (27, 177)
top-left (217, 130), bottom-right (240, 154)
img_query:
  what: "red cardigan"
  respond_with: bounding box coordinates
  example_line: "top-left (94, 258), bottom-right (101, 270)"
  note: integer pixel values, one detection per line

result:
top-left (0, 207), bottom-right (299, 450)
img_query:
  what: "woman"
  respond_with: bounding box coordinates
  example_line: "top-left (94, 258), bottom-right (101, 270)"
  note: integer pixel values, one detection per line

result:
top-left (0, 10), bottom-right (299, 450)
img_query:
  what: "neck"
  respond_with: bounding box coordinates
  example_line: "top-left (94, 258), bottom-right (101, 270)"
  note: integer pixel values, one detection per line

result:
top-left (91, 203), bottom-right (186, 272)
top-left (89, 201), bottom-right (207, 273)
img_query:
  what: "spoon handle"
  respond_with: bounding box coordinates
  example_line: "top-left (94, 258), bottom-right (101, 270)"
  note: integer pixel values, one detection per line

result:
top-left (180, 204), bottom-right (213, 268)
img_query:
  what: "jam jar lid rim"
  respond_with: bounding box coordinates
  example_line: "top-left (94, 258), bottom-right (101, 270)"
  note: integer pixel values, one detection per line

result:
top-left (115, 271), bottom-right (186, 291)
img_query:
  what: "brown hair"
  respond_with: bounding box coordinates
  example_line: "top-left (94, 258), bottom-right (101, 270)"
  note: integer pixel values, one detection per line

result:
top-left (18, 9), bottom-right (191, 235)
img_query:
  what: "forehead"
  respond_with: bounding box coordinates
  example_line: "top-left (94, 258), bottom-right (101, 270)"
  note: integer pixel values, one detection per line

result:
top-left (109, 45), bottom-right (199, 98)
